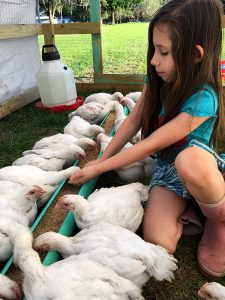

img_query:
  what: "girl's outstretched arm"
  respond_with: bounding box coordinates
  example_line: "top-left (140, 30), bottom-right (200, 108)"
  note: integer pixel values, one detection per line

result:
top-left (85, 86), bottom-right (146, 168)
top-left (69, 110), bottom-right (209, 185)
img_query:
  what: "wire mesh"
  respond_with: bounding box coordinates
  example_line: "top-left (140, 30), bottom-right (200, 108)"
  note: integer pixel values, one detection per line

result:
top-left (0, 0), bottom-right (40, 104)
top-left (0, 0), bottom-right (36, 24)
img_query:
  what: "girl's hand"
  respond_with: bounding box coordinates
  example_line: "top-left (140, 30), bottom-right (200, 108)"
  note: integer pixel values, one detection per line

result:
top-left (68, 165), bottom-right (100, 186)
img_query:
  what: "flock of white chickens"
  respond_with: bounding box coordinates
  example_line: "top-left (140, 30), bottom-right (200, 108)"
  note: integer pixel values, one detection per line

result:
top-left (0, 91), bottom-right (222, 299)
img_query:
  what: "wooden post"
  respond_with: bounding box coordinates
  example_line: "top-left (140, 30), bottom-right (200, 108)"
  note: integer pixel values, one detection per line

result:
top-left (90, 0), bottom-right (103, 81)
top-left (43, 24), bottom-right (55, 45)
top-left (42, 1), bottom-right (55, 45)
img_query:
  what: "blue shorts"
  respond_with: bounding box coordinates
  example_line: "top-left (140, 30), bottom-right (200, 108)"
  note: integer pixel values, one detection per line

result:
top-left (149, 139), bottom-right (225, 199)
top-left (149, 162), bottom-right (190, 199)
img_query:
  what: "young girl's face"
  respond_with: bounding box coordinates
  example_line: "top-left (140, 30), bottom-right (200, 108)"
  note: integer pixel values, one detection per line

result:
top-left (151, 24), bottom-right (175, 82)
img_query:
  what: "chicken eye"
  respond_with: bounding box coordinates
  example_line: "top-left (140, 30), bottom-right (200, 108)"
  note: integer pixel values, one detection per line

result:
top-left (205, 292), bottom-right (213, 299)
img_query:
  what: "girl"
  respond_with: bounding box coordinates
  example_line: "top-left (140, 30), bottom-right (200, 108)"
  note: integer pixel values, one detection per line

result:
top-left (69, 0), bottom-right (225, 278)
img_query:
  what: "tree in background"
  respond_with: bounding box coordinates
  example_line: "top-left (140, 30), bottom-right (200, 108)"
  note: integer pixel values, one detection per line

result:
top-left (39, 0), bottom-right (162, 23)
top-left (132, 0), bottom-right (160, 21)
top-left (39, 0), bottom-right (77, 20)
top-left (100, 0), bottom-right (145, 24)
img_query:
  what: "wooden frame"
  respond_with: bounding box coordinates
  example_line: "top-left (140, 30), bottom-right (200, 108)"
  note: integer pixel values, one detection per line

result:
top-left (0, 87), bottom-right (39, 119)
top-left (0, 24), bottom-right (43, 39)
top-left (0, 23), bottom-right (100, 39)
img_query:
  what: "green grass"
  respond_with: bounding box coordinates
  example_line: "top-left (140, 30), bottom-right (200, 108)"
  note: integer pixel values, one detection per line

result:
top-left (0, 104), bottom-right (69, 168)
top-left (101, 23), bottom-right (148, 74)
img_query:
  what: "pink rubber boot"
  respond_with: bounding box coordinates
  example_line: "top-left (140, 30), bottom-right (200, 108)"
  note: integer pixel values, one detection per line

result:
top-left (197, 197), bottom-right (225, 278)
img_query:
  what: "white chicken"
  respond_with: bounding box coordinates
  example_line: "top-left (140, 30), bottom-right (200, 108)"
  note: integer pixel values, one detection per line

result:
top-left (0, 179), bottom-right (55, 212)
top-left (83, 91), bottom-right (123, 105)
top-left (0, 181), bottom-right (22, 198)
top-left (97, 133), bottom-right (155, 182)
top-left (0, 185), bottom-right (47, 261)
top-left (114, 101), bottom-right (127, 131)
top-left (56, 182), bottom-right (148, 232)
top-left (0, 165), bottom-right (79, 187)
top-left (125, 92), bottom-right (142, 103)
top-left (34, 222), bottom-right (178, 287)
top-left (64, 116), bottom-right (105, 138)
top-left (68, 101), bottom-right (117, 124)
top-left (120, 96), bottom-right (136, 112)
top-left (198, 282), bottom-right (225, 300)
top-left (2, 222), bottom-right (144, 300)
top-left (0, 165), bottom-right (79, 207)
top-left (22, 144), bottom-right (86, 161)
top-left (13, 154), bottom-right (69, 172)
top-left (32, 133), bottom-right (96, 151)
top-left (0, 184), bottom-right (49, 225)
top-left (4, 185), bottom-right (46, 225)
top-left (0, 231), bottom-right (13, 262)
top-left (0, 274), bottom-right (21, 300)
top-left (13, 145), bottom-right (86, 171)
top-left (113, 102), bottom-right (141, 144)
top-left (130, 131), bottom-right (142, 144)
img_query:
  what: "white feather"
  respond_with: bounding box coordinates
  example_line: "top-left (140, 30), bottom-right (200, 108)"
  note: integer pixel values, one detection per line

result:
top-left (68, 101), bottom-right (118, 124)
top-left (83, 91), bottom-right (123, 105)
top-left (97, 133), bottom-right (156, 182)
top-left (34, 222), bottom-right (178, 287)
top-left (57, 182), bottom-right (148, 232)
top-left (64, 116), bottom-right (105, 138)
top-left (124, 92), bottom-right (142, 103)
top-left (3, 222), bottom-right (143, 300)
top-left (0, 274), bottom-right (21, 299)
top-left (33, 133), bottom-right (96, 151)
top-left (198, 282), bottom-right (225, 300)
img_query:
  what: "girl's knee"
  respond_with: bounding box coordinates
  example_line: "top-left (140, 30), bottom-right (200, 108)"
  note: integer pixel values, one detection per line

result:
top-left (175, 147), bottom-right (213, 183)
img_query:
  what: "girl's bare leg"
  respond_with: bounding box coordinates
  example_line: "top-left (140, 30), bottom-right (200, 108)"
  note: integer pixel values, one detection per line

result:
top-left (143, 186), bottom-right (188, 254)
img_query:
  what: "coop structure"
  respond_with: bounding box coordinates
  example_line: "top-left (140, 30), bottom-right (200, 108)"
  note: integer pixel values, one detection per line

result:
top-left (0, 0), bottom-right (145, 119)
top-left (0, 1), bottom-right (224, 119)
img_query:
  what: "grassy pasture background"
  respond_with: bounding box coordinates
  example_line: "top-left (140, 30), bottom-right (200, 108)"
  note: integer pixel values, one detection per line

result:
top-left (1, 22), bottom-right (225, 299)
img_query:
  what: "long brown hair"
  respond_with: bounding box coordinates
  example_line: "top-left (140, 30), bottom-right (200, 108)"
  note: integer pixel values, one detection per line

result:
top-left (141, 0), bottom-right (224, 157)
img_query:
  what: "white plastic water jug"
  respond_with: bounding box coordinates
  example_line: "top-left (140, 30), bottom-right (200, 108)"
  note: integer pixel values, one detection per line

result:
top-left (36, 44), bottom-right (77, 107)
